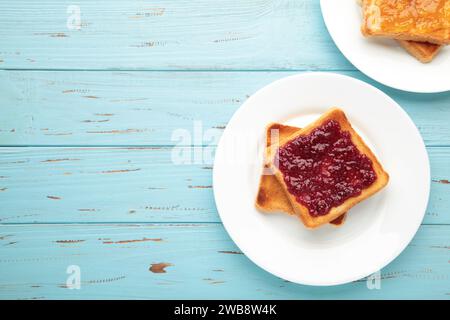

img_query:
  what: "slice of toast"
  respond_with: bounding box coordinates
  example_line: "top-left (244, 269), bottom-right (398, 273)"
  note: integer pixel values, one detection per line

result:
top-left (256, 124), bottom-right (299, 215)
top-left (270, 108), bottom-right (389, 229)
top-left (357, 0), bottom-right (443, 63)
top-left (256, 123), bottom-right (347, 226)
top-left (361, 0), bottom-right (450, 45)
top-left (397, 40), bottom-right (443, 63)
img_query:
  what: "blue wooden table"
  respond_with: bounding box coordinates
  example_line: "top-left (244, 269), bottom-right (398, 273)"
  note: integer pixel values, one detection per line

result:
top-left (0, 0), bottom-right (449, 300)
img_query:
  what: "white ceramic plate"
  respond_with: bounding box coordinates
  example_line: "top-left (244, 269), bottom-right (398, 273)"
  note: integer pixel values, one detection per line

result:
top-left (320, 0), bottom-right (450, 93)
top-left (213, 73), bottom-right (430, 286)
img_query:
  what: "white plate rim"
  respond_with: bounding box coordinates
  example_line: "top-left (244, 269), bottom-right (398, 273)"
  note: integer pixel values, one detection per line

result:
top-left (213, 72), bottom-right (430, 286)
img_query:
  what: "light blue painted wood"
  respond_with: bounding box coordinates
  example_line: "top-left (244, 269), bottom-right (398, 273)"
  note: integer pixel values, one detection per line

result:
top-left (0, 224), bottom-right (448, 299)
top-left (0, 147), bottom-right (448, 224)
top-left (0, 0), bottom-right (351, 70)
top-left (0, 70), bottom-right (449, 146)
top-left (0, 147), bottom-right (215, 223)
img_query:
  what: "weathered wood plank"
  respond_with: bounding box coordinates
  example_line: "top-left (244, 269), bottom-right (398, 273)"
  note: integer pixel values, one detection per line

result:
top-left (0, 70), bottom-right (449, 146)
top-left (0, 224), bottom-right (448, 299)
top-left (0, 0), bottom-right (351, 70)
top-left (0, 147), bottom-right (214, 223)
top-left (0, 147), bottom-right (448, 224)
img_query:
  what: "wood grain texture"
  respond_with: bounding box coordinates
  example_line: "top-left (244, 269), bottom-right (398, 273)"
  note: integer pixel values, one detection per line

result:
top-left (0, 0), bottom-right (351, 70)
top-left (0, 224), bottom-right (448, 299)
top-left (0, 147), bottom-right (214, 223)
top-left (0, 147), bottom-right (448, 224)
top-left (0, 70), bottom-right (449, 146)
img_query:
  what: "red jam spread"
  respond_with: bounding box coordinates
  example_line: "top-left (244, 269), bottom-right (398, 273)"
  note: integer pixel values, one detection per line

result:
top-left (275, 120), bottom-right (377, 217)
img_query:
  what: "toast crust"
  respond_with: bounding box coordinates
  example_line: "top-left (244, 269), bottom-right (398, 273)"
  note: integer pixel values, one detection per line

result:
top-left (255, 123), bottom-right (300, 214)
top-left (361, 0), bottom-right (450, 45)
top-left (397, 40), bottom-right (443, 63)
top-left (255, 123), bottom-right (347, 226)
top-left (270, 108), bottom-right (389, 229)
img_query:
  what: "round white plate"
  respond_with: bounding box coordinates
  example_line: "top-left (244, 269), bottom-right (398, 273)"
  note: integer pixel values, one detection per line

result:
top-left (320, 0), bottom-right (450, 93)
top-left (213, 73), bottom-right (430, 286)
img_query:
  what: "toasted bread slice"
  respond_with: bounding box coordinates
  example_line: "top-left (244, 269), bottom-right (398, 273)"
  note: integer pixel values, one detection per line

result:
top-left (270, 108), bottom-right (389, 229)
top-left (256, 123), bottom-right (347, 226)
top-left (398, 40), bottom-right (443, 63)
top-left (361, 0), bottom-right (450, 45)
top-left (256, 171), bottom-right (297, 214)
top-left (256, 124), bottom-right (299, 215)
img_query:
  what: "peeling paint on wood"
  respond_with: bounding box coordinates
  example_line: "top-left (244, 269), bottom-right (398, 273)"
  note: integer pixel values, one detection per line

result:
top-left (109, 98), bottom-right (148, 103)
top-left (43, 132), bottom-right (73, 136)
top-left (433, 179), bottom-right (450, 184)
top-left (430, 245), bottom-right (450, 249)
top-left (213, 35), bottom-right (252, 43)
top-left (203, 278), bottom-right (225, 284)
top-left (130, 41), bottom-right (169, 48)
top-left (144, 205), bottom-right (207, 212)
top-left (100, 168), bottom-right (141, 174)
top-left (34, 32), bottom-right (68, 38)
top-left (218, 250), bottom-right (243, 255)
top-left (55, 240), bottom-right (85, 244)
top-left (86, 129), bottom-right (143, 134)
top-left (188, 185), bottom-right (212, 189)
top-left (46, 196), bottom-right (61, 200)
top-left (85, 276), bottom-right (126, 284)
top-left (103, 238), bottom-right (162, 244)
top-left (41, 158), bottom-right (80, 163)
top-left (81, 119), bottom-right (110, 123)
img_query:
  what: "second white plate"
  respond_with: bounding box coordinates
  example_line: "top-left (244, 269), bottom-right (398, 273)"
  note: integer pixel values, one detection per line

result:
top-left (320, 0), bottom-right (450, 93)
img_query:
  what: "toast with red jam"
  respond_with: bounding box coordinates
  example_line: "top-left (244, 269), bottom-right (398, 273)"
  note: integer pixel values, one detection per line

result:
top-left (256, 123), bottom-right (347, 226)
